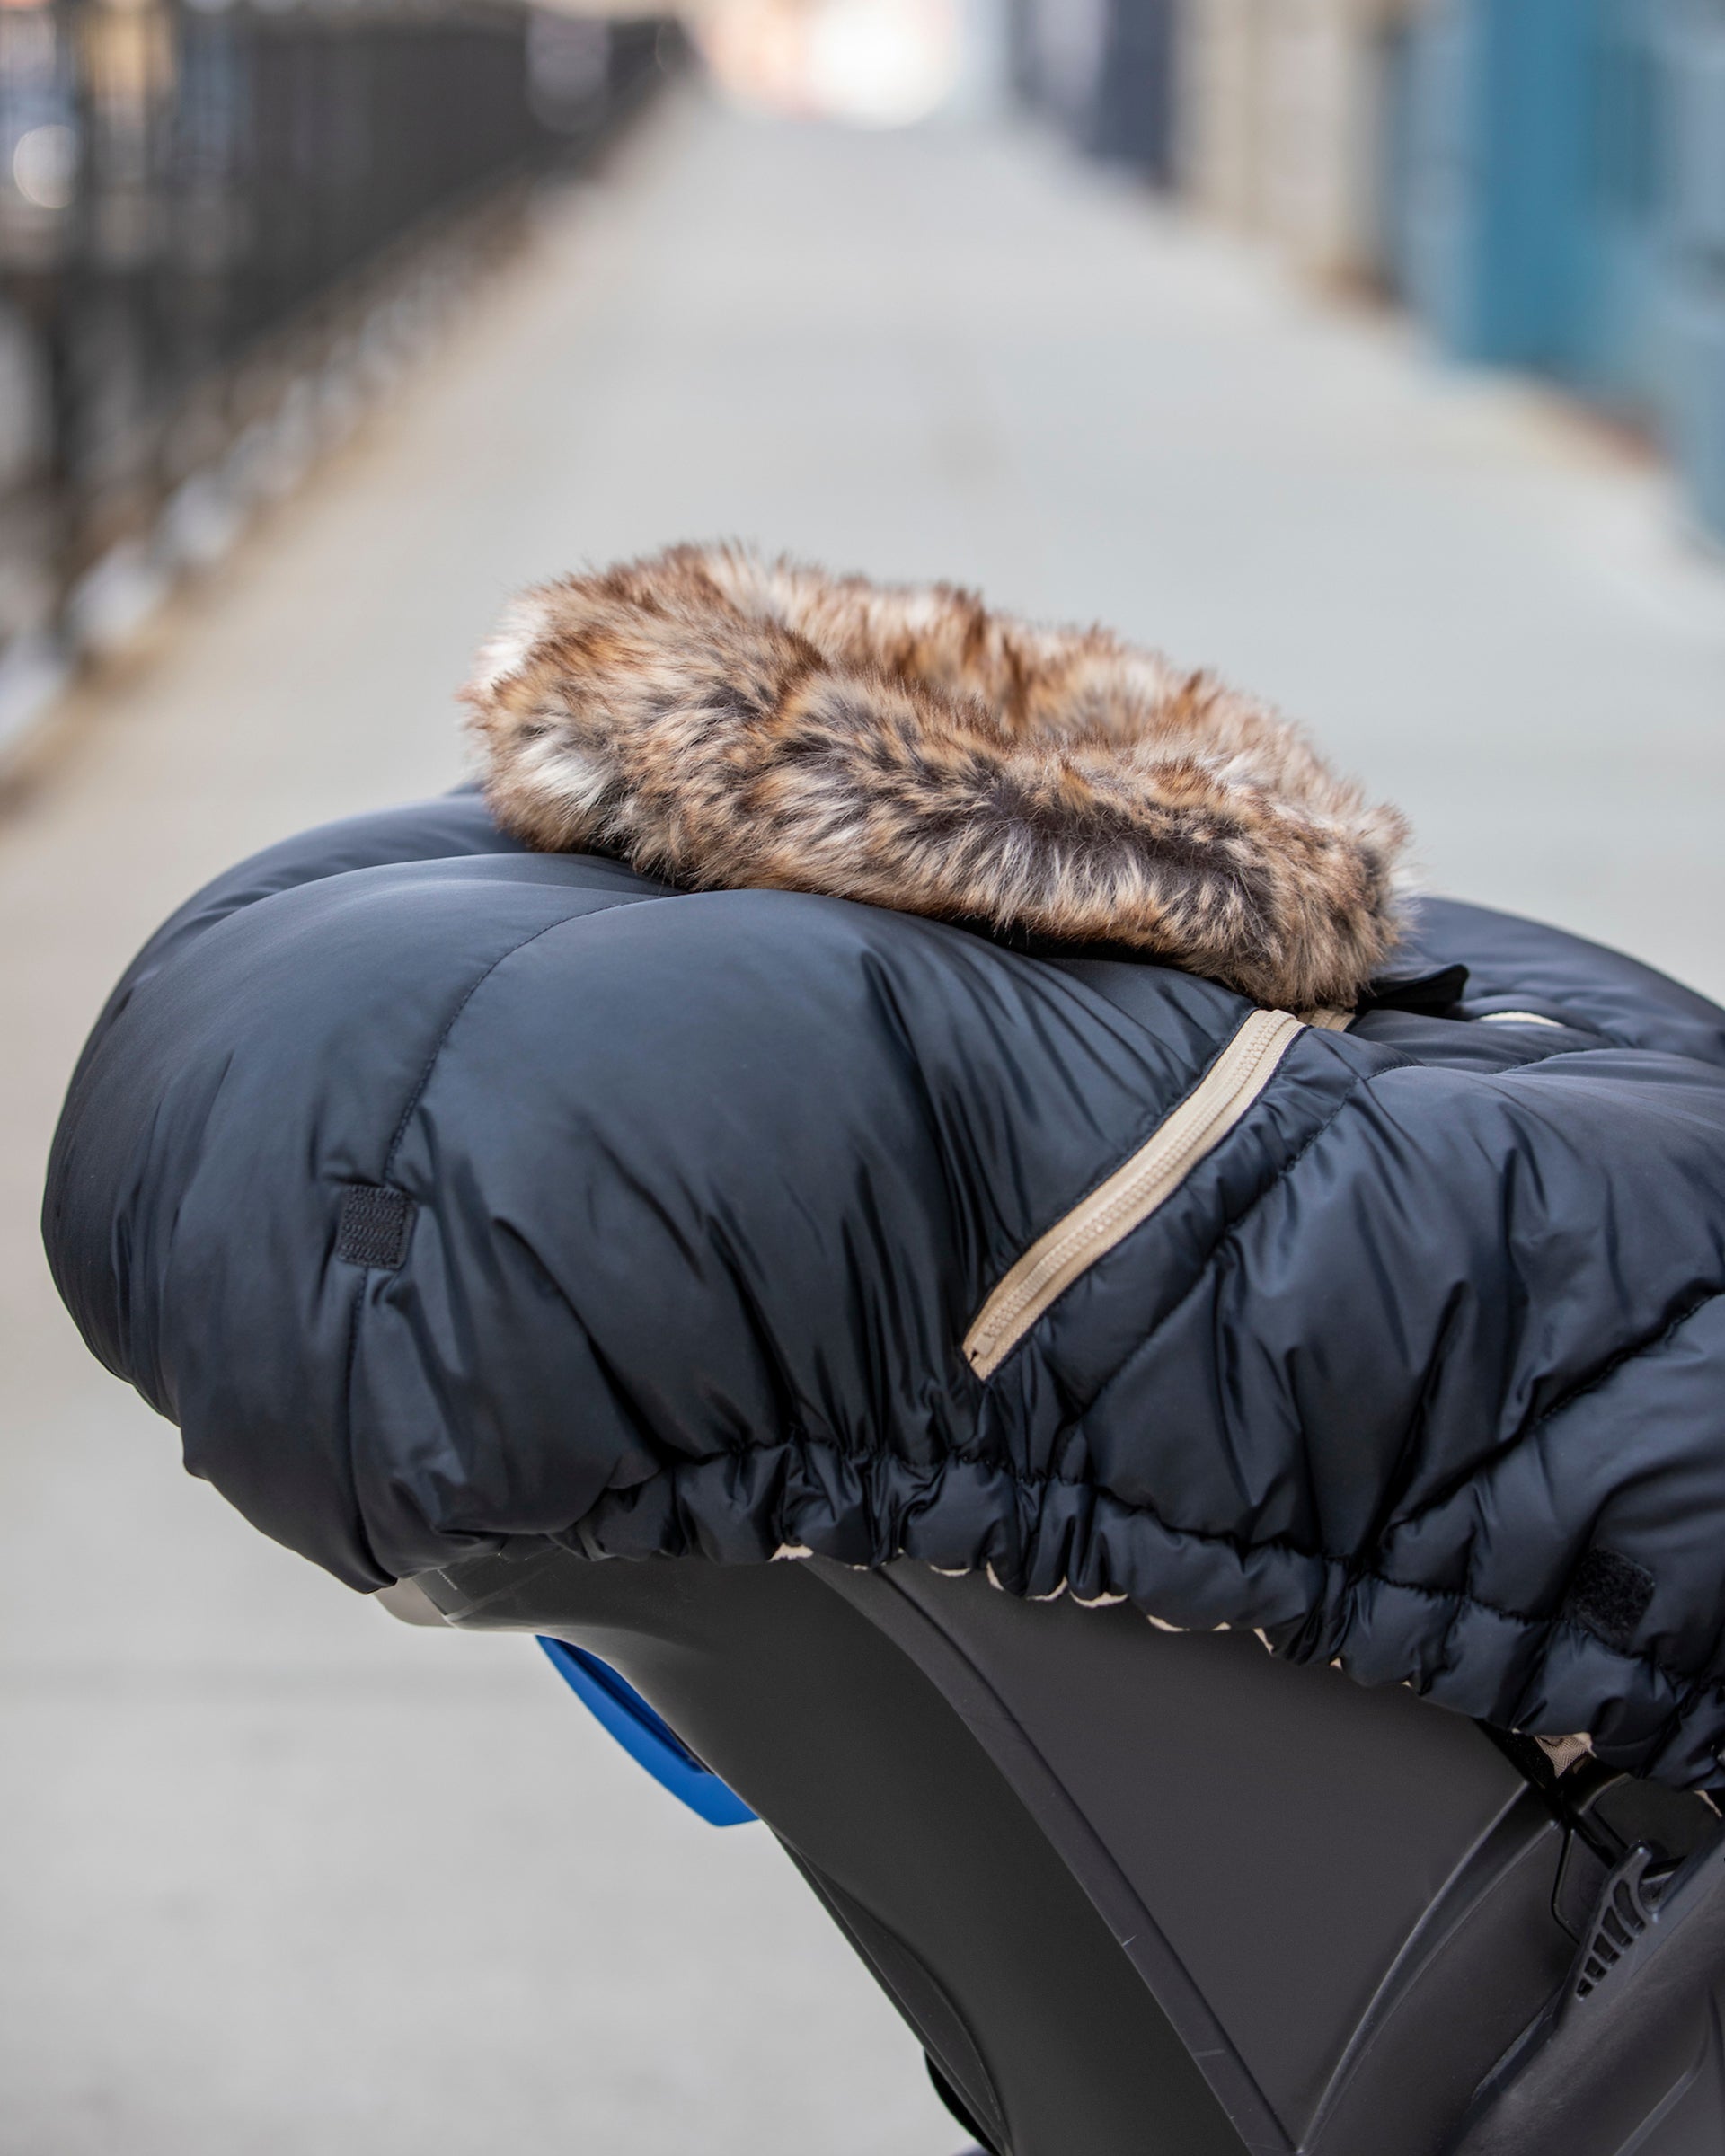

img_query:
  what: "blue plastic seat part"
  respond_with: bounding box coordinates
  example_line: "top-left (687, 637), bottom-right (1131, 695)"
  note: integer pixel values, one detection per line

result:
top-left (536, 1635), bottom-right (757, 1826)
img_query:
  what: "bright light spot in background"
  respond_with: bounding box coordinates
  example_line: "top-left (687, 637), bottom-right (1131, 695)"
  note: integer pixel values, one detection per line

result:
top-left (698, 0), bottom-right (960, 128)
top-left (12, 124), bottom-right (77, 210)
top-left (805, 0), bottom-right (959, 124)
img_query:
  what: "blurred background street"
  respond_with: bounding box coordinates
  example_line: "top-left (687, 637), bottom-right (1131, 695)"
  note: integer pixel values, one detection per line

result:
top-left (4, 4), bottom-right (1725, 2152)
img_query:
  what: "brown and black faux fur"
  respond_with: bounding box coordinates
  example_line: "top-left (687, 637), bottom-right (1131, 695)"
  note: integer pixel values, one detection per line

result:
top-left (464, 543), bottom-right (1408, 1011)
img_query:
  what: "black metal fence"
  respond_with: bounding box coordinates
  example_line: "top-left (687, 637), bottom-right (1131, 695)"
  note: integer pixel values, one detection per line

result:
top-left (0, 2), bottom-right (671, 723)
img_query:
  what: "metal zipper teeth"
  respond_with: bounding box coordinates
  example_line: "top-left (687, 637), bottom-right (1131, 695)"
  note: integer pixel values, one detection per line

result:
top-left (962, 1008), bottom-right (1306, 1382)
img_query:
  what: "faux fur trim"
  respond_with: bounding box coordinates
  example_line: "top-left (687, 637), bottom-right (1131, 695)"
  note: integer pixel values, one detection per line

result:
top-left (464, 544), bottom-right (1408, 1009)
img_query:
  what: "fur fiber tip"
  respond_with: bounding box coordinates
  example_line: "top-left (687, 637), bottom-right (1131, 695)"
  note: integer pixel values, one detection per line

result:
top-left (464, 544), bottom-right (1409, 1011)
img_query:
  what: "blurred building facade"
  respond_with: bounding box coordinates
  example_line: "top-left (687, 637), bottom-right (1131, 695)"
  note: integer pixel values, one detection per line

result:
top-left (0, 0), bottom-right (672, 752)
top-left (1012, 0), bottom-right (1725, 549)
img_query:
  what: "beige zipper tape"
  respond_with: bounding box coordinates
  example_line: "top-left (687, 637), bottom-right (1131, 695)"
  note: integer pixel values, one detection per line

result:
top-left (962, 1008), bottom-right (1306, 1382)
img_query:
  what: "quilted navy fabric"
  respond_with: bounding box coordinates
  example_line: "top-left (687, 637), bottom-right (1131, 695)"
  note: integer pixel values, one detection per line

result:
top-left (43, 792), bottom-right (1725, 1786)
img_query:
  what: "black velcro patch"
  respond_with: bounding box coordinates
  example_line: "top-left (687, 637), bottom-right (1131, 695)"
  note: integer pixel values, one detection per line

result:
top-left (1358, 962), bottom-right (1471, 1018)
top-left (335, 1185), bottom-right (415, 1270)
top-left (1563, 1547), bottom-right (1655, 1653)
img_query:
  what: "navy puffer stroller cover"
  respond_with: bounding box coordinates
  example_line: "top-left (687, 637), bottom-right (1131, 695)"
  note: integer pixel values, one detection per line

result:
top-left (43, 549), bottom-right (1725, 1789)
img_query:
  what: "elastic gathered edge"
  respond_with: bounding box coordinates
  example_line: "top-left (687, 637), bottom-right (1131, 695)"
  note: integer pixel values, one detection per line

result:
top-left (663, 1418), bottom-right (1725, 1705)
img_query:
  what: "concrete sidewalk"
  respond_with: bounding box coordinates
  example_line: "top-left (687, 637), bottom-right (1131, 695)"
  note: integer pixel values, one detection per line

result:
top-left (4, 78), bottom-right (1725, 2156)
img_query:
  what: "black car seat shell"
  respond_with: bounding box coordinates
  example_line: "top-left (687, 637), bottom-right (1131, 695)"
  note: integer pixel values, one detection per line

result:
top-left (384, 1547), bottom-right (1725, 2156)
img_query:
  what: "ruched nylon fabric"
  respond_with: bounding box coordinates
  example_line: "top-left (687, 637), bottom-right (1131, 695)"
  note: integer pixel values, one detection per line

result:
top-left (42, 792), bottom-right (1725, 1786)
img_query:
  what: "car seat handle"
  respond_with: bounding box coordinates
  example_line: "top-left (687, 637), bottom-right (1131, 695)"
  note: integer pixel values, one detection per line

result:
top-left (1447, 1824), bottom-right (1725, 2154)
